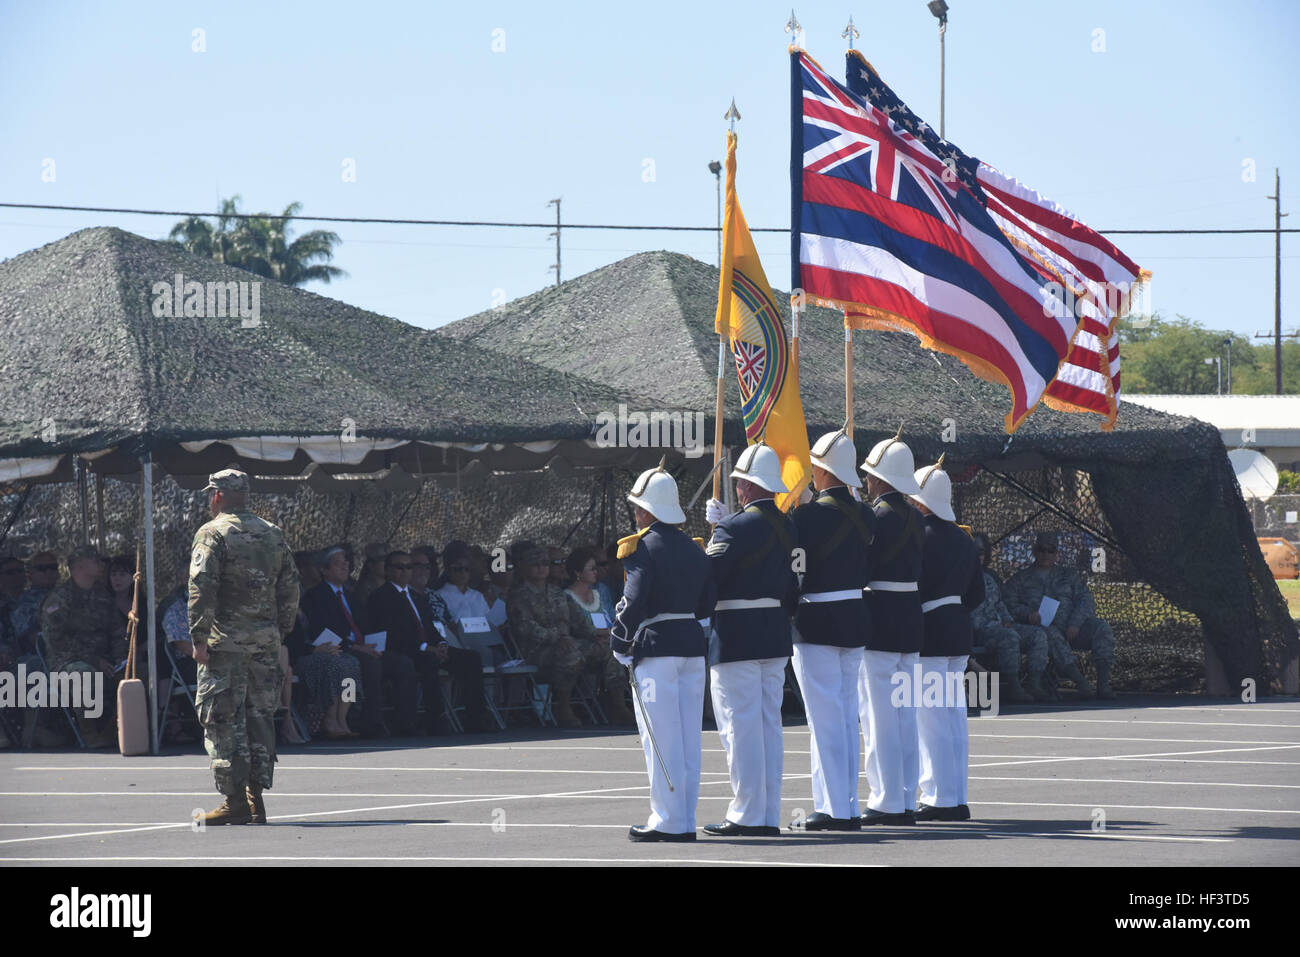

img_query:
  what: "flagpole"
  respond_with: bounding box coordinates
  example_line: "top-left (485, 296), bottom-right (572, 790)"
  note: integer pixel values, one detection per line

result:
top-left (713, 100), bottom-right (742, 518)
top-left (844, 319), bottom-right (854, 439)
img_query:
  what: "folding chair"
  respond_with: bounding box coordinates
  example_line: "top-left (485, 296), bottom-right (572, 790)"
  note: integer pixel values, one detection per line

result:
top-left (34, 634), bottom-right (85, 748)
top-left (455, 623), bottom-right (553, 728)
top-left (157, 638), bottom-right (199, 744)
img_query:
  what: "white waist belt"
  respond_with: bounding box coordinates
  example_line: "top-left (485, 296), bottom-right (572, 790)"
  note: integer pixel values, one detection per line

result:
top-left (714, 598), bottom-right (782, 612)
top-left (921, 595), bottom-right (962, 613)
top-left (867, 580), bottom-right (919, 593)
top-left (799, 589), bottom-right (863, 604)
top-left (639, 612), bottom-right (696, 628)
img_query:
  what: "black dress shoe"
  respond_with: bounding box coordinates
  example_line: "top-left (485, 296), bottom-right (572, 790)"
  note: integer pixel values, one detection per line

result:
top-left (859, 808), bottom-right (916, 826)
top-left (915, 804), bottom-right (971, 822)
top-left (702, 821), bottom-right (782, 837)
top-left (628, 825), bottom-right (697, 842)
top-left (800, 811), bottom-right (862, 832)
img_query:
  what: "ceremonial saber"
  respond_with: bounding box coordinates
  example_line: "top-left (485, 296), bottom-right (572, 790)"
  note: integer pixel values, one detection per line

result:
top-left (627, 664), bottom-right (673, 792)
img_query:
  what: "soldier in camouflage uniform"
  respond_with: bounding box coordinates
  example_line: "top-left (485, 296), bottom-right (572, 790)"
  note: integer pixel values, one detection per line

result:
top-left (189, 469), bottom-right (299, 825)
top-left (970, 535), bottom-right (1050, 703)
top-left (507, 544), bottom-right (619, 727)
top-left (40, 545), bottom-right (125, 747)
top-left (1002, 531), bottom-right (1116, 700)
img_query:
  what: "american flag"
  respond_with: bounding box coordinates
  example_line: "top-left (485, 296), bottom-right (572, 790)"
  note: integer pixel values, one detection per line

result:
top-left (843, 50), bottom-right (1147, 429)
top-left (793, 50), bottom-right (1077, 432)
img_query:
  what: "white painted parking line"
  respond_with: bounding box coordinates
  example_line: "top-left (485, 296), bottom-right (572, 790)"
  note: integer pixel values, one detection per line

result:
top-left (969, 734), bottom-right (1296, 746)
top-left (991, 717), bottom-right (1300, 729)
top-left (0, 855), bottom-right (882, 866)
top-left (969, 775), bottom-right (1300, 789)
top-left (970, 743), bottom-right (1300, 769)
top-left (10, 766), bottom-right (732, 777)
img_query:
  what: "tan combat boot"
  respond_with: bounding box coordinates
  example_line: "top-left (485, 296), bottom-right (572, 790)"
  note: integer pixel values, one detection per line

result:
top-left (1061, 661), bottom-right (1094, 699)
top-left (247, 785), bottom-right (267, 824)
top-left (552, 687), bottom-right (582, 728)
top-left (197, 797), bottom-right (253, 826)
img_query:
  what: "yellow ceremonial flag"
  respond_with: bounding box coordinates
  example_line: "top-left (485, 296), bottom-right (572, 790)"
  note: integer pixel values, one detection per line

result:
top-left (714, 131), bottom-right (810, 511)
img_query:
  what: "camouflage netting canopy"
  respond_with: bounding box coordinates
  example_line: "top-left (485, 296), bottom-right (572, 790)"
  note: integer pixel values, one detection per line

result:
top-left (2, 232), bottom-right (1295, 693)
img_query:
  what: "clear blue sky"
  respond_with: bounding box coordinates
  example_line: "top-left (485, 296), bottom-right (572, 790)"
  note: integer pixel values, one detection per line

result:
top-left (2, 0), bottom-right (1296, 338)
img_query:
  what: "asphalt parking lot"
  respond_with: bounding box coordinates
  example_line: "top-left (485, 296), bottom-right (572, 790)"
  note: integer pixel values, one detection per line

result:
top-left (2, 695), bottom-right (1297, 867)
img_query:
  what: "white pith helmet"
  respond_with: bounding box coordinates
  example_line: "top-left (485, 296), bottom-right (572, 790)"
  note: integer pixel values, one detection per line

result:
top-left (909, 453), bottom-right (955, 522)
top-left (730, 440), bottom-right (789, 494)
top-left (860, 426), bottom-right (922, 495)
top-left (627, 456), bottom-right (686, 524)
top-left (809, 427), bottom-right (862, 488)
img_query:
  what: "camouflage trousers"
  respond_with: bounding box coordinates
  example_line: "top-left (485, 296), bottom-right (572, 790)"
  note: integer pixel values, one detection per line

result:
top-left (527, 636), bottom-right (623, 691)
top-left (196, 646), bottom-right (281, 796)
top-left (975, 624), bottom-right (1048, 680)
top-left (1045, 618), bottom-right (1115, 670)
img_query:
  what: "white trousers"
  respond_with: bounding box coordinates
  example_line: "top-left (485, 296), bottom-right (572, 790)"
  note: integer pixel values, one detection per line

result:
top-left (632, 656), bottom-right (706, 834)
top-left (711, 656), bottom-right (788, 827)
top-left (858, 649), bottom-right (920, 814)
top-left (791, 643), bottom-right (863, 819)
top-left (917, 655), bottom-right (970, 808)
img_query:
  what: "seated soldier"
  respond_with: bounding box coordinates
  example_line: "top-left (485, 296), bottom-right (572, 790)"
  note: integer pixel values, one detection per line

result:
top-left (507, 543), bottom-right (618, 728)
top-left (1002, 531), bottom-right (1117, 700)
top-left (970, 534), bottom-right (1050, 703)
top-left (40, 546), bottom-right (125, 747)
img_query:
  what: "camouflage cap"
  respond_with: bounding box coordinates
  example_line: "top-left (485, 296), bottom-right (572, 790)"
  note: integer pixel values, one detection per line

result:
top-left (203, 468), bottom-right (250, 493)
top-left (517, 545), bottom-right (548, 566)
top-left (1034, 531), bottom-right (1058, 549)
top-left (68, 544), bottom-right (101, 564)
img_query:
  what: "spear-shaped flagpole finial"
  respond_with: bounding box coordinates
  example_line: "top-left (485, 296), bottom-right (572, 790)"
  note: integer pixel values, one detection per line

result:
top-left (785, 9), bottom-right (803, 46)
top-left (656, 454), bottom-right (669, 472)
top-left (894, 422), bottom-right (904, 440)
top-left (724, 98), bottom-right (741, 133)
top-left (935, 451), bottom-right (947, 470)
top-left (842, 15), bottom-right (860, 49)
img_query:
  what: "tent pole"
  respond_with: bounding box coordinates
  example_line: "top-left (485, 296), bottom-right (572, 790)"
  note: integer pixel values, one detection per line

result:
top-left (95, 471), bottom-right (106, 553)
top-left (76, 458), bottom-right (89, 546)
top-left (142, 451), bottom-right (159, 754)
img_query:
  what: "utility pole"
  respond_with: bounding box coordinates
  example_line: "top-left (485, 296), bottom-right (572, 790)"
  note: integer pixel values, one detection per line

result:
top-left (547, 197), bottom-right (562, 287)
top-left (1266, 169), bottom-right (1287, 392)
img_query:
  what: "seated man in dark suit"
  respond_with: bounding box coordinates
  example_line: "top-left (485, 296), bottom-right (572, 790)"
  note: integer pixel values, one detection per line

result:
top-left (301, 545), bottom-right (386, 736)
top-left (364, 550), bottom-right (452, 736)
top-left (410, 546), bottom-right (491, 732)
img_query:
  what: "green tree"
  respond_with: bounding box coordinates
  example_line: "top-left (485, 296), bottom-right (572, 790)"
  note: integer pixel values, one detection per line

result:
top-left (1117, 313), bottom-right (1244, 393)
top-left (167, 197), bottom-right (346, 287)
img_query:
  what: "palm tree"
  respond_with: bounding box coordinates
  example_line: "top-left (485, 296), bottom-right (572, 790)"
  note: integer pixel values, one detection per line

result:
top-left (166, 197), bottom-right (346, 287)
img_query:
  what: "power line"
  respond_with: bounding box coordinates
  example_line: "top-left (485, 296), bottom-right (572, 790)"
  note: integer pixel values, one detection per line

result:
top-left (1, 201), bottom-right (1296, 237)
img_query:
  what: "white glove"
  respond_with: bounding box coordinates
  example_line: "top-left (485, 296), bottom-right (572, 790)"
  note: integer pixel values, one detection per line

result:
top-left (705, 497), bottom-right (733, 524)
top-left (613, 650), bottom-right (634, 668)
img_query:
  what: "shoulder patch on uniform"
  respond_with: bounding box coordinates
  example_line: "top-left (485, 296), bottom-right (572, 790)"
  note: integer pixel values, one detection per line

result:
top-left (616, 528), bottom-right (650, 560)
top-left (705, 541), bottom-right (729, 557)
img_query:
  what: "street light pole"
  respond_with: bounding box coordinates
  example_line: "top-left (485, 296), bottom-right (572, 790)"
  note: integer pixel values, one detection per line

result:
top-left (928, 1), bottom-right (949, 139)
top-left (1222, 337), bottom-right (1233, 394)
top-left (1204, 357), bottom-right (1222, 395)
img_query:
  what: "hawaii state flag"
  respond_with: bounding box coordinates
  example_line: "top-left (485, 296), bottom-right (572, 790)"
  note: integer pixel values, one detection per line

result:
top-left (792, 49), bottom-right (1083, 432)
top-left (716, 131), bottom-right (810, 510)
